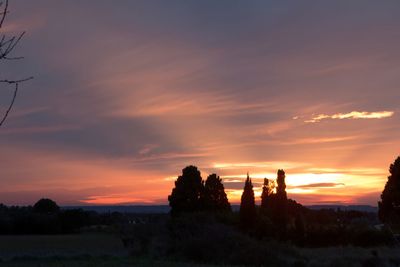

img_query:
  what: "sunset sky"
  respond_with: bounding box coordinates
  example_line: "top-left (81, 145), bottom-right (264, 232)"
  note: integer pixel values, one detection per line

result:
top-left (0, 1), bottom-right (399, 206)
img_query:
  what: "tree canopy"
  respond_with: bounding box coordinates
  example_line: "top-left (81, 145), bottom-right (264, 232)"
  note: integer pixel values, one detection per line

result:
top-left (203, 174), bottom-right (231, 212)
top-left (260, 178), bottom-right (274, 213)
top-left (168, 166), bottom-right (231, 215)
top-left (168, 165), bottom-right (204, 215)
top-left (33, 198), bottom-right (60, 214)
top-left (379, 156), bottom-right (400, 223)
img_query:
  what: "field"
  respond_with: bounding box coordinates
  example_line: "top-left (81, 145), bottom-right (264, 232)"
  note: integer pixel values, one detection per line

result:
top-left (0, 234), bottom-right (222, 267)
top-left (0, 233), bottom-right (127, 260)
top-left (1, 234), bottom-right (400, 267)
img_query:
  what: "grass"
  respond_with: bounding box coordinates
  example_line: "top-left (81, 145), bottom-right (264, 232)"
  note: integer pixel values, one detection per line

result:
top-left (1, 234), bottom-right (400, 266)
top-left (0, 257), bottom-right (239, 267)
top-left (298, 246), bottom-right (400, 267)
top-left (0, 233), bottom-right (127, 260)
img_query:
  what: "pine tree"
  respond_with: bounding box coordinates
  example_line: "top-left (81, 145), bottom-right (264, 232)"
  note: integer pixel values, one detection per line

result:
top-left (240, 173), bottom-right (256, 228)
top-left (379, 156), bottom-right (400, 223)
top-left (168, 165), bottom-right (204, 215)
top-left (203, 174), bottom-right (231, 212)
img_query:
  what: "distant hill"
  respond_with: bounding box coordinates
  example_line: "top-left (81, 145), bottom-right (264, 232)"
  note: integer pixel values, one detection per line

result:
top-left (63, 205), bottom-right (171, 214)
top-left (63, 204), bottom-right (378, 214)
top-left (306, 205), bottom-right (378, 213)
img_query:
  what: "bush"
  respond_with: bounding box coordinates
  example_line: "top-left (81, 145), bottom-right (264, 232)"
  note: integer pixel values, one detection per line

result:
top-left (122, 212), bottom-right (302, 266)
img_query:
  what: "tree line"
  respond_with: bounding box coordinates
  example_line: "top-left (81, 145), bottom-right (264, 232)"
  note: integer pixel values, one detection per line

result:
top-left (168, 166), bottom-right (303, 239)
top-left (0, 198), bottom-right (129, 234)
top-left (168, 157), bottom-right (400, 244)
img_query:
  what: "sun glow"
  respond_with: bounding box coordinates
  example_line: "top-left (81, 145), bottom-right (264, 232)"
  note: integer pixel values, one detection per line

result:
top-left (219, 168), bottom-right (385, 204)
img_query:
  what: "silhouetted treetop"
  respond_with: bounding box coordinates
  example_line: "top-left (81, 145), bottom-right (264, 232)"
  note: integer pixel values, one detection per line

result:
top-left (276, 169), bottom-right (287, 200)
top-left (168, 165), bottom-right (204, 215)
top-left (203, 174), bottom-right (231, 212)
top-left (273, 170), bottom-right (288, 238)
top-left (379, 156), bottom-right (400, 223)
top-left (33, 198), bottom-right (60, 214)
top-left (261, 178), bottom-right (274, 213)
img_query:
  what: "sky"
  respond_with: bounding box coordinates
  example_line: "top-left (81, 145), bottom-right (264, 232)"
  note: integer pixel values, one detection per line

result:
top-left (0, 1), bottom-right (399, 206)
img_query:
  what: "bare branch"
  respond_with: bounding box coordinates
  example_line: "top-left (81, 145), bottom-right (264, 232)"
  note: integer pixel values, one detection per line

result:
top-left (0, 76), bottom-right (33, 84)
top-left (0, 32), bottom-right (26, 59)
top-left (0, 0), bottom-right (32, 128)
top-left (0, 82), bottom-right (18, 127)
top-left (0, 0), bottom-right (8, 29)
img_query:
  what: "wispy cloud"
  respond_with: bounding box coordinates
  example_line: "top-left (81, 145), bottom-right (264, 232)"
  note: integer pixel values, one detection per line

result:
top-left (138, 144), bottom-right (159, 155)
top-left (304, 111), bottom-right (394, 123)
top-left (290, 182), bottom-right (344, 189)
top-left (213, 161), bottom-right (307, 170)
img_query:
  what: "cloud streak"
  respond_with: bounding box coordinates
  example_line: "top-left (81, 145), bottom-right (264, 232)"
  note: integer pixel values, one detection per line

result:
top-left (305, 111), bottom-right (394, 123)
top-left (291, 182), bottom-right (345, 189)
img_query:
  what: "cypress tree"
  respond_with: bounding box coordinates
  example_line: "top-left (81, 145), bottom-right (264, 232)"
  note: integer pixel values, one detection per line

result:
top-left (240, 173), bottom-right (256, 228)
top-left (275, 169), bottom-right (288, 237)
top-left (276, 169), bottom-right (287, 200)
top-left (203, 174), bottom-right (231, 212)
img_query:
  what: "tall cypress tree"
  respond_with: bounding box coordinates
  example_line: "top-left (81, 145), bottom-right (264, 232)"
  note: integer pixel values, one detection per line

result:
top-left (203, 174), bottom-right (231, 212)
top-left (276, 169), bottom-right (287, 200)
top-left (275, 169), bottom-right (288, 237)
top-left (240, 173), bottom-right (256, 228)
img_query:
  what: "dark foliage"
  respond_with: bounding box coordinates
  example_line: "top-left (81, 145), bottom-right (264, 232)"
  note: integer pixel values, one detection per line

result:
top-left (203, 174), bottom-right (231, 212)
top-left (263, 170), bottom-right (289, 238)
top-left (240, 173), bottom-right (256, 228)
top-left (260, 178), bottom-right (274, 214)
top-left (33, 198), bottom-right (60, 214)
top-left (168, 166), bottom-right (204, 215)
top-left (168, 166), bottom-right (231, 215)
top-left (0, 199), bottom-right (126, 234)
top-left (123, 212), bottom-right (301, 266)
top-left (379, 156), bottom-right (400, 223)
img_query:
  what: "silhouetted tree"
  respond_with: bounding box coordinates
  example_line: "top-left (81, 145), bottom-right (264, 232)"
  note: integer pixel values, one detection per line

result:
top-left (275, 169), bottom-right (288, 238)
top-left (276, 169), bottom-right (287, 200)
top-left (379, 156), bottom-right (400, 223)
top-left (33, 198), bottom-right (60, 214)
top-left (0, 0), bottom-right (33, 127)
top-left (168, 165), bottom-right (204, 215)
top-left (260, 178), bottom-right (274, 214)
top-left (203, 174), bottom-right (231, 212)
top-left (240, 173), bottom-right (256, 228)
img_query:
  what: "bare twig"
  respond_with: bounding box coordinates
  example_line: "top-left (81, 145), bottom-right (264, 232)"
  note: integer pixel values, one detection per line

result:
top-left (0, 77), bottom-right (33, 84)
top-left (0, 82), bottom-right (17, 127)
top-left (0, 0), bottom-right (8, 29)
